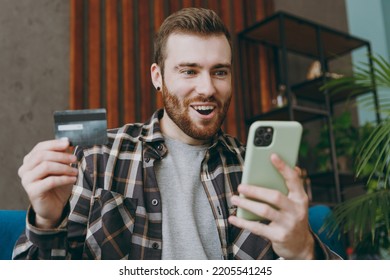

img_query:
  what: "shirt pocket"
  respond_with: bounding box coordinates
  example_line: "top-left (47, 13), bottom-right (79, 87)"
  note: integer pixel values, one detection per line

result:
top-left (85, 188), bottom-right (138, 259)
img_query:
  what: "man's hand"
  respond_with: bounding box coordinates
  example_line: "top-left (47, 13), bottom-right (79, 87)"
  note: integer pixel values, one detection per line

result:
top-left (18, 138), bottom-right (78, 229)
top-left (229, 153), bottom-right (315, 259)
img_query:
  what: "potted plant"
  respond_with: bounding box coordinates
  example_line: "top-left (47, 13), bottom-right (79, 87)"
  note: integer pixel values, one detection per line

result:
top-left (320, 54), bottom-right (390, 259)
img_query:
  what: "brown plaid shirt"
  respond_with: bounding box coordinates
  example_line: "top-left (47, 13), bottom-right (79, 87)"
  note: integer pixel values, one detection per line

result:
top-left (13, 110), bottom-right (340, 260)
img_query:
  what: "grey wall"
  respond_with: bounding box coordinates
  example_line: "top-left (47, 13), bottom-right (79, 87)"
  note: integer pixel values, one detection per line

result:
top-left (383, 0), bottom-right (390, 63)
top-left (0, 0), bottom-right (69, 209)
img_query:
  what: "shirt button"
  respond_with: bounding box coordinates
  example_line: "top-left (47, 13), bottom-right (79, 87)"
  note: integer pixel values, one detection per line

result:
top-left (151, 199), bottom-right (159, 206)
top-left (152, 242), bottom-right (159, 249)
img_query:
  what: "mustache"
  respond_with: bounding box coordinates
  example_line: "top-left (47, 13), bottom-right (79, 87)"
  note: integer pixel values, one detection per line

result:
top-left (161, 83), bottom-right (224, 107)
top-left (184, 96), bottom-right (219, 105)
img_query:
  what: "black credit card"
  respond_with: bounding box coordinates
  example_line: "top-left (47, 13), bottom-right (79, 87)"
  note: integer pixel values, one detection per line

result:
top-left (53, 108), bottom-right (108, 146)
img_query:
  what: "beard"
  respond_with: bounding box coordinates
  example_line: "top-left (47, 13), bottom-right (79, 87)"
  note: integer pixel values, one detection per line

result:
top-left (161, 83), bottom-right (231, 140)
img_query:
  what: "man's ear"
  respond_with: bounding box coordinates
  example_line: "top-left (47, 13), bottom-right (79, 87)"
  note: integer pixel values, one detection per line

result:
top-left (151, 63), bottom-right (162, 91)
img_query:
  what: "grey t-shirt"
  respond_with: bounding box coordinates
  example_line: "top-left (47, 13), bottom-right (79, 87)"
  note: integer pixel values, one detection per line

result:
top-left (154, 136), bottom-right (223, 259)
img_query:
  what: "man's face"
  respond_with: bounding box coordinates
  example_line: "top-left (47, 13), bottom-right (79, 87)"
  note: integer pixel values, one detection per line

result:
top-left (159, 33), bottom-right (232, 142)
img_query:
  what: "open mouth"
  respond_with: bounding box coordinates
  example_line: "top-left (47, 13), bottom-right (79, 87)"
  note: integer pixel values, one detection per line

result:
top-left (192, 105), bottom-right (215, 116)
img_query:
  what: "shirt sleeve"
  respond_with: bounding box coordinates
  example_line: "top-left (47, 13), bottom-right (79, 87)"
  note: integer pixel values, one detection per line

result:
top-left (12, 204), bottom-right (70, 260)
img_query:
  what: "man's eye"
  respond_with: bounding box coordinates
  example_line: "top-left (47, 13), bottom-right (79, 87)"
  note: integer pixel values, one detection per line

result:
top-left (183, 70), bottom-right (196, 75)
top-left (214, 70), bottom-right (228, 77)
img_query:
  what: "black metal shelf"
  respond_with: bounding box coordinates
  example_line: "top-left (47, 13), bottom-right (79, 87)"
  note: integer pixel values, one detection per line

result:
top-left (238, 11), bottom-right (379, 205)
top-left (246, 105), bottom-right (328, 124)
top-left (239, 11), bottom-right (369, 60)
top-left (291, 76), bottom-right (373, 104)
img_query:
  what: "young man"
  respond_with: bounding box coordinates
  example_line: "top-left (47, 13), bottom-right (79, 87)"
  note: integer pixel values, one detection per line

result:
top-left (14, 7), bottom-right (340, 260)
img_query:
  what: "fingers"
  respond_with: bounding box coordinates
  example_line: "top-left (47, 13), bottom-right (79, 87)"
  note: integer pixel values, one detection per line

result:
top-left (270, 153), bottom-right (297, 183)
top-left (18, 139), bottom-right (77, 178)
top-left (21, 161), bottom-right (78, 189)
top-left (17, 139), bottom-right (79, 229)
top-left (228, 215), bottom-right (272, 237)
top-left (19, 150), bottom-right (77, 178)
top-left (229, 213), bottom-right (288, 244)
top-left (23, 138), bottom-right (72, 166)
top-left (236, 184), bottom-right (289, 212)
top-left (18, 139), bottom-right (78, 193)
top-left (270, 153), bottom-right (306, 198)
top-left (30, 138), bottom-right (71, 153)
top-left (231, 194), bottom-right (280, 222)
top-left (27, 175), bottom-right (77, 195)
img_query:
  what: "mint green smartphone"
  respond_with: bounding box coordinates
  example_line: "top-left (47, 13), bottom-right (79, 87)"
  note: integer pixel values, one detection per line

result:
top-left (236, 121), bottom-right (303, 221)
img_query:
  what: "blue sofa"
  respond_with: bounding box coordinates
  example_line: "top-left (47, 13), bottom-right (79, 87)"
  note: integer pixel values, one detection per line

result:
top-left (309, 205), bottom-right (347, 259)
top-left (0, 210), bottom-right (27, 260)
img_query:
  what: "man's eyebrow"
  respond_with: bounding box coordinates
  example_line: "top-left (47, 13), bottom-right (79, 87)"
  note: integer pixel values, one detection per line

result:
top-left (175, 63), bottom-right (200, 69)
top-left (175, 63), bottom-right (231, 69)
top-left (212, 63), bottom-right (231, 69)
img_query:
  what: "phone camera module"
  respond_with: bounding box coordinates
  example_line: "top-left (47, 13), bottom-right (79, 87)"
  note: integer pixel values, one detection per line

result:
top-left (254, 126), bottom-right (273, 147)
top-left (254, 136), bottom-right (264, 146)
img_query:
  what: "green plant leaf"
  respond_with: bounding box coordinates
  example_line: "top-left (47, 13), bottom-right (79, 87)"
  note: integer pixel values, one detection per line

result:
top-left (322, 190), bottom-right (390, 245)
top-left (319, 53), bottom-right (390, 253)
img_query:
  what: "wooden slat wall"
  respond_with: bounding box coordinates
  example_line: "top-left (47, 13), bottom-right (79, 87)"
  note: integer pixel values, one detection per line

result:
top-left (70, 0), bottom-right (274, 141)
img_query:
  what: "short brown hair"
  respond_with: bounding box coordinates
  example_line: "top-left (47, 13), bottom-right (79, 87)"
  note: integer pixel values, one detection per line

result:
top-left (154, 7), bottom-right (232, 75)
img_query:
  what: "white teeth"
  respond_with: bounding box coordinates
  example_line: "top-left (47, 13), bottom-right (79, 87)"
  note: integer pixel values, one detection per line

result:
top-left (193, 105), bottom-right (214, 111)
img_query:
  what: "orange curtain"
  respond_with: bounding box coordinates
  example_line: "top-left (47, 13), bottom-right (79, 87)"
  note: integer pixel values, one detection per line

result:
top-left (70, 0), bottom-right (274, 141)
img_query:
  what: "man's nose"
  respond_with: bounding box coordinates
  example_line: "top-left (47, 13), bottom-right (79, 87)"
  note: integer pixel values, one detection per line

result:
top-left (195, 73), bottom-right (215, 97)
